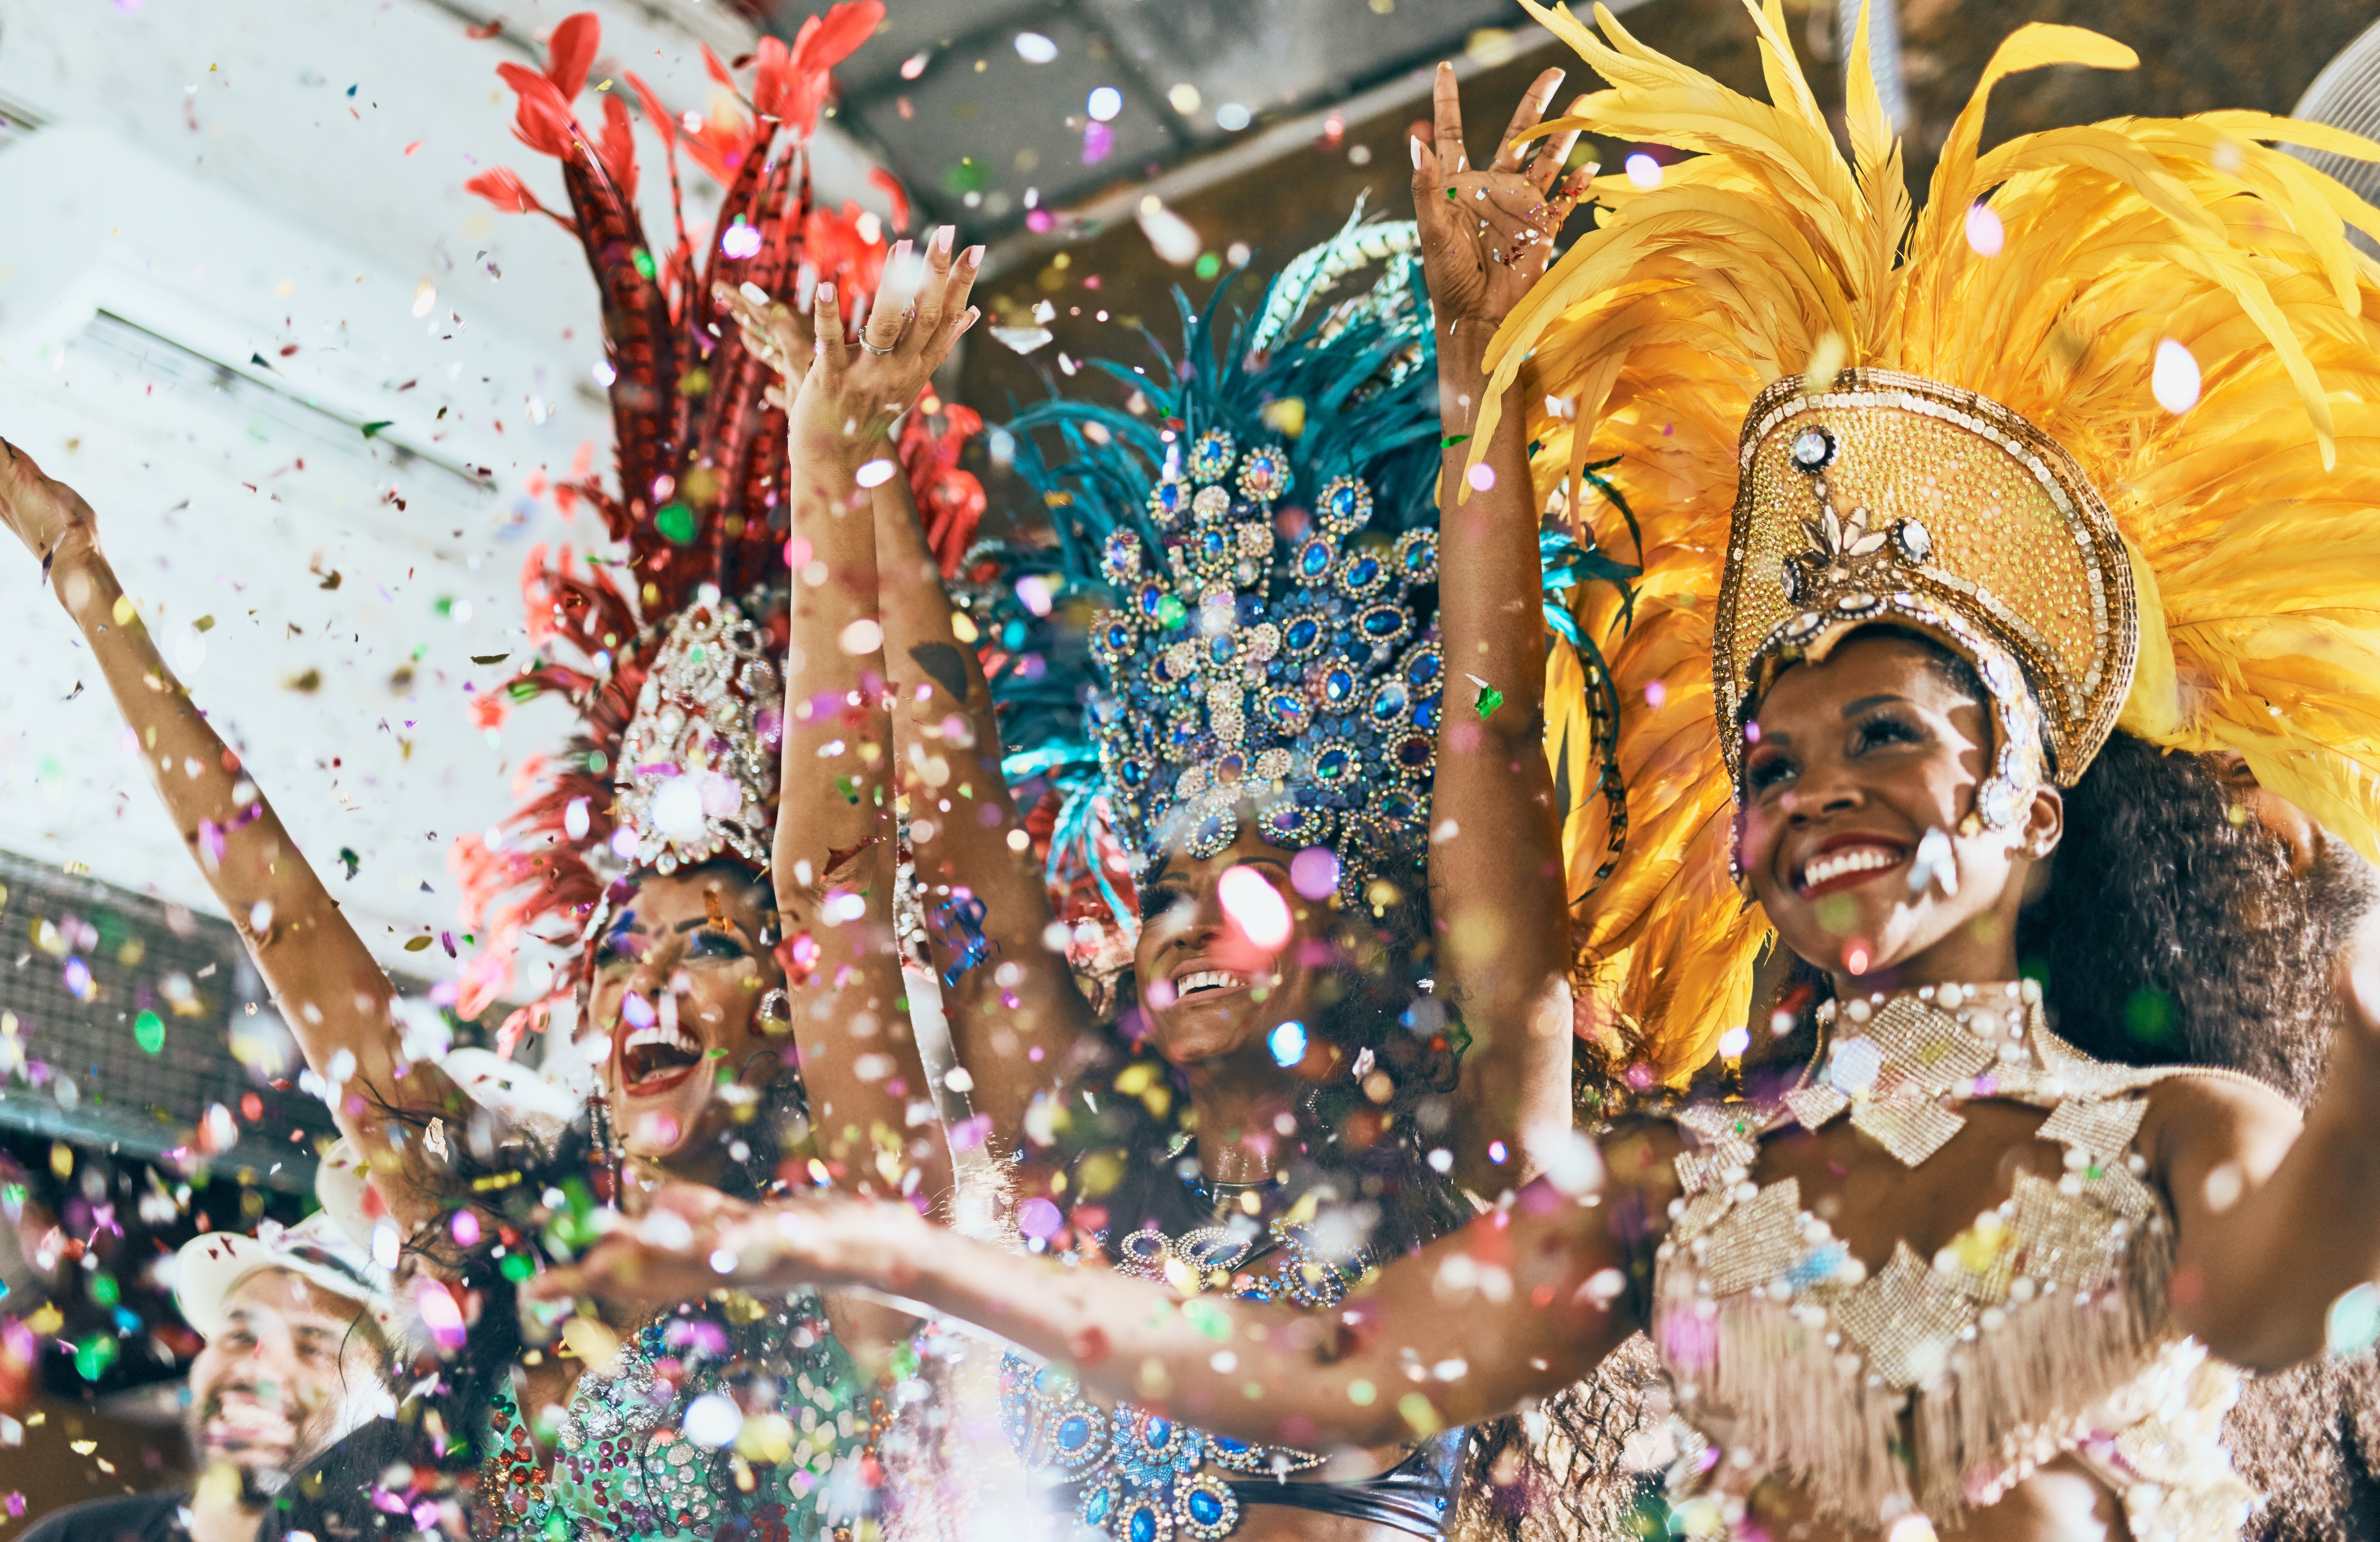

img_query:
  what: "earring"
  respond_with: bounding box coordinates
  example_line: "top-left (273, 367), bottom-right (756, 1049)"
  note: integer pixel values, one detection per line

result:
top-left (756, 988), bottom-right (792, 1034)
top-left (2022, 838), bottom-right (2055, 860)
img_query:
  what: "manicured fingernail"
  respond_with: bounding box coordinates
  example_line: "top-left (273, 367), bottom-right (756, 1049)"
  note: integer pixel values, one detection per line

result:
top-left (1410, 137), bottom-right (1424, 168)
top-left (890, 238), bottom-right (913, 263)
top-left (818, 281), bottom-right (836, 304)
top-left (964, 244), bottom-right (985, 266)
top-left (936, 225), bottom-right (956, 255)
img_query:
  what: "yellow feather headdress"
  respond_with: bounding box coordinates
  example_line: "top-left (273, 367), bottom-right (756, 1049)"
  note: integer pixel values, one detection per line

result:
top-left (1491, 0), bottom-right (2380, 1082)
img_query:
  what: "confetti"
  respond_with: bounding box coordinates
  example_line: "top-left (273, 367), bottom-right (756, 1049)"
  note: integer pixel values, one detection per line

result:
top-left (1267, 1020), bottom-right (1307, 1067)
top-left (360, 420), bottom-right (394, 439)
top-left (134, 1010), bottom-right (164, 1054)
top-left (683, 1392), bottom-right (744, 1448)
top-left (1218, 864), bottom-right (1291, 948)
top-left (1625, 152), bottom-right (1662, 189)
top-left (990, 325), bottom-right (1054, 354)
top-left (1289, 846), bottom-right (1339, 900)
top-left (1964, 201), bottom-right (2004, 257)
top-left (1466, 674), bottom-right (1503, 719)
top-left (855, 458), bottom-right (899, 489)
top-left (2152, 338), bottom-right (2201, 414)
top-left (1014, 31), bottom-right (1058, 62)
top-left (1136, 196), bottom-right (1201, 266)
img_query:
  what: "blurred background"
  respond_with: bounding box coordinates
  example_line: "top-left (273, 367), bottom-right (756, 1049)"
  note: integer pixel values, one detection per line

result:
top-left (0, 0), bottom-right (2375, 1527)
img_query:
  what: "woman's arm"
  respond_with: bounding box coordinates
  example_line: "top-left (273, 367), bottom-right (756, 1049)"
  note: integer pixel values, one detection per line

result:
top-left (1410, 65), bottom-right (1590, 1194)
top-left (2160, 960), bottom-right (2380, 1368)
top-left (764, 238), bottom-right (979, 1211)
top-left (870, 458), bottom-right (1097, 1148)
top-left (541, 1146), bottom-right (1671, 1449)
top-left (0, 442), bottom-right (460, 1232)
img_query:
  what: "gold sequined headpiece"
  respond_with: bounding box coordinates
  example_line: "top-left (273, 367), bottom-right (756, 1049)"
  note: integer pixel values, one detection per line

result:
top-left (1718, 368), bottom-right (2139, 821)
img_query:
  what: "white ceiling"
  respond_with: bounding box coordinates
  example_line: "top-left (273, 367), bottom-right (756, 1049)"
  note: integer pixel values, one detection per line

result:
top-left (0, 0), bottom-right (892, 1000)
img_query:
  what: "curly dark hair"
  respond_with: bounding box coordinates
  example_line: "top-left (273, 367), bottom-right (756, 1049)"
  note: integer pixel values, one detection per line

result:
top-left (1046, 846), bottom-right (1472, 1266)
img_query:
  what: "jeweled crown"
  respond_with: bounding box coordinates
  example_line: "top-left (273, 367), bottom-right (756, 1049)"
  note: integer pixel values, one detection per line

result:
top-left (1089, 427), bottom-right (1441, 902)
top-left (1717, 369), bottom-right (2138, 815)
top-left (613, 591), bottom-right (782, 874)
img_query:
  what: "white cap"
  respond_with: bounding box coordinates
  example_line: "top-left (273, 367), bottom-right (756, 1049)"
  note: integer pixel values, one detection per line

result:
top-left (172, 1209), bottom-right (400, 1348)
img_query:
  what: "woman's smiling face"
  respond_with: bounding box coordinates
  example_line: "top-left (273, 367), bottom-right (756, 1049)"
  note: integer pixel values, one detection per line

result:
top-left (1739, 632), bottom-right (2060, 988)
top-left (1131, 828), bottom-right (1333, 1072)
top-left (587, 864), bottom-right (791, 1171)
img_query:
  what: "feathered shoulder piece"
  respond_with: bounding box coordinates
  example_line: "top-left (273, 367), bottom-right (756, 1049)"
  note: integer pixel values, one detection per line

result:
top-left (444, 9), bottom-right (985, 1035)
top-left (1490, 0), bottom-right (2380, 1081)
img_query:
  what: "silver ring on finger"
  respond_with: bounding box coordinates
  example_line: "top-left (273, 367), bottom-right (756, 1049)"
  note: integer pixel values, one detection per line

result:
top-left (862, 339), bottom-right (897, 356)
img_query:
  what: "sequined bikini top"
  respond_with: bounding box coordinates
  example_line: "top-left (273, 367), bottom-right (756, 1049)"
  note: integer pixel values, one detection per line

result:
top-left (477, 1292), bottom-right (876, 1542)
top-left (1650, 981), bottom-right (2257, 1541)
top-left (1001, 1215), bottom-right (1459, 1541)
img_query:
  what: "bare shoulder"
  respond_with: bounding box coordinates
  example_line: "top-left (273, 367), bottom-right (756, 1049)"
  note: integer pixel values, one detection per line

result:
top-left (2140, 1066), bottom-right (2301, 1178)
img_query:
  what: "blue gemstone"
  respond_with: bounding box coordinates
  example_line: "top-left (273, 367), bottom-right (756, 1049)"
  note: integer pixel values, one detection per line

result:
top-left (1371, 683), bottom-right (1408, 720)
top-left (1329, 486), bottom-right (1360, 518)
top-left (1362, 607), bottom-right (1403, 638)
top-left (1130, 1507), bottom-right (1159, 1542)
top-left (1347, 556), bottom-right (1380, 588)
top-left (1188, 1490), bottom-right (1225, 1523)
top-left (1407, 650), bottom-right (1441, 687)
top-left (1057, 1415), bottom-right (1091, 1451)
top-left (1414, 695), bottom-right (1439, 730)
top-left (1284, 616), bottom-right (1321, 652)
top-left (1208, 634), bottom-right (1236, 664)
top-left (1145, 1417), bottom-right (1172, 1451)
top-left (1213, 1437), bottom-right (1249, 1457)
top-left (1324, 668), bottom-right (1356, 705)
top-left (1198, 529), bottom-right (1228, 561)
top-left (1316, 746), bottom-right (1353, 781)
top-left (1085, 1491), bottom-right (1112, 1523)
top-left (1299, 540), bottom-right (1332, 579)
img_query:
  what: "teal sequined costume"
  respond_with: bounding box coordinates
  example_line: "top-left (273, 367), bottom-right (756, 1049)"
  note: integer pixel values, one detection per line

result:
top-left (478, 1293), bottom-right (874, 1541)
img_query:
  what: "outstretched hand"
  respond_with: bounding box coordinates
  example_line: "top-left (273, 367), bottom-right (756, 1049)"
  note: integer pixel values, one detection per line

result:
top-left (0, 437), bottom-right (102, 584)
top-left (792, 227), bottom-right (982, 456)
top-left (530, 1183), bottom-right (922, 1315)
top-left (1411, 63), bottom-right (1589, 326)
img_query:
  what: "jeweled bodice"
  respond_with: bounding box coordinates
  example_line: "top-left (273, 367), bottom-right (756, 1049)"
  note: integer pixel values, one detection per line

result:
top-left (1000, 1216), bottom-right (1375, 1541)
top-left (478, 1292), bottom-right (872, 1542)
top-left (1650, 983), bottom-right (2255, 1539)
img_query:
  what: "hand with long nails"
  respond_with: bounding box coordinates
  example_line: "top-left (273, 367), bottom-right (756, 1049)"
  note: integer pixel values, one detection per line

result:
top-left (791, 225), bottom-right (984, 455)
top-left (1409, 62), bottom-right (1590, 325)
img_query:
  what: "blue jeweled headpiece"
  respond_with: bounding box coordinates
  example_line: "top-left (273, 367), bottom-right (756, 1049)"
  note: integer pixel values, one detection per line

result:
top-left (993, 235), bottom-right (1443, 910)
top-left (1091, 429), bottom-right (1440, 897)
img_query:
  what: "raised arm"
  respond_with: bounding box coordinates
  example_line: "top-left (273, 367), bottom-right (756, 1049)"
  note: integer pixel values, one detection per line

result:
top-left (761, 238), bottom-right (980, 1212)
top-left (542, 1130), bottom-right (1679, 1450)
top-left (870, 442), bottom-right (1097, 1147)
top-left (2161, 959), bottom-right (2380, 1369)
top-left (0, 442), bottom-right (458, 1232)
top-left (1410, 64), bottom-right (1590, 1194)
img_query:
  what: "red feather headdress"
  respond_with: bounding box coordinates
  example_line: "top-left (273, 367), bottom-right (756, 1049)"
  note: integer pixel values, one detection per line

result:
top-left (448, 8), bottom-right (984, 1037)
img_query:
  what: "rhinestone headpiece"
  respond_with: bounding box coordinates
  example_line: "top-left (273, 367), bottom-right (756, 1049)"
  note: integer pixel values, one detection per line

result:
top-left (1718, 369), bottom-right (2139, 827)
top-left (613, 592), bottom-right (782, 875)
top-left (1089, 428), bottom-right (1441, 904)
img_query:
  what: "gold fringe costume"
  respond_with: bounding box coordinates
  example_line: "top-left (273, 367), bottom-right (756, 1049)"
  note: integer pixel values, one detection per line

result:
top-left (1456, 2), bottom-right (2380, 1533)
top-left (1487, 0), bottom-right (2380, 1082)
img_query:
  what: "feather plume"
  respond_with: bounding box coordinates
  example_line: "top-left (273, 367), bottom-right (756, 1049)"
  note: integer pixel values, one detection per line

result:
top-left (448, 13), bottom-right (979, 1027)
top-left (1498, 0), bottom-right (2380, 1080)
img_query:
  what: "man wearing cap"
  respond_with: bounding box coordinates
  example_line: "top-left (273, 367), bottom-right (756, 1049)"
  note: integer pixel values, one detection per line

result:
top-left (24, 1212), bottom-right (397, 1542)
